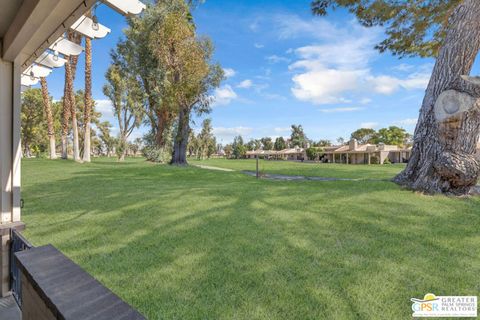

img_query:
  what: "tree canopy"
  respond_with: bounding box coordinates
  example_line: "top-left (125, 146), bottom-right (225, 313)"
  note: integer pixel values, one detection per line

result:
top-left (290, 125), bottom-right (309, 148)
top-left (351, 128), bottom-right (377, 144)
top-left (311, 0), bottom-right (462, 57)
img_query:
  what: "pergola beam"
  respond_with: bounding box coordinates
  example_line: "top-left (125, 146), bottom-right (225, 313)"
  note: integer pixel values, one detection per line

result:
top-left (2, 0), bottom-right (96, 68)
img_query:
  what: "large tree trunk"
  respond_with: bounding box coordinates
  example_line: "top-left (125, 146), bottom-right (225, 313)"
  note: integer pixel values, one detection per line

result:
top-left (118, 134), bottom-right (127, 161)
top-left (171, 106), bottom-right (190, 165)
top-left (394, 0), bottom-right (480, 195)
top-left (40, 77), bottom-right (57, 159)
top-left (83, 37), bottom-right (92, 162)
top-left (156, 108), bottom-right (174, 147)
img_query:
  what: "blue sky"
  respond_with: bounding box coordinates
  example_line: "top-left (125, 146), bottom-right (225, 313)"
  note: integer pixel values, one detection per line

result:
top-left (41, 0), bottom-right (443, 144)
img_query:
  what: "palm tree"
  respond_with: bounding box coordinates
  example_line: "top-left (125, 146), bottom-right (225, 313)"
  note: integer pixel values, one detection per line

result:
top-left (61, 31), bottom-right (82, 160)
top-left (40, 77), bottom-right (57, 159)
top-left (61, 65), bottom-right (71, 159)
top-left (83, 36), bottom-right (93, 162)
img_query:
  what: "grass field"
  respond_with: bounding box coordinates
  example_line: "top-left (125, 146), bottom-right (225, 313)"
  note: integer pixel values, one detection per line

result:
top-left (22, 158), bottom-right (480, 319)
top-left (190, 158), bottom-right (405, 179)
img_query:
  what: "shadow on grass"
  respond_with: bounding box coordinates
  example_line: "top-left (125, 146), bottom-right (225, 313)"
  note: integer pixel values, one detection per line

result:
top-left (21, 159), bottom-right (480, 319)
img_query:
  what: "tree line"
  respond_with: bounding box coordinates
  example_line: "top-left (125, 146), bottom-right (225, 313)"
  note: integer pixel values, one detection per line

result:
top-left (219, 124), bottom-right (411, 159)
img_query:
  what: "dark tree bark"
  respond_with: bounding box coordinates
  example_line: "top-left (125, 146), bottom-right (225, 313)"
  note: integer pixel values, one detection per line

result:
top-left (171, 106), bottom-right (190, 165)
top-left (83, 36), bottom-right (92, 162)
top-left (394, 0), bottom-right (480, 195)
top-left (61, 62), bottom-right (72, 159)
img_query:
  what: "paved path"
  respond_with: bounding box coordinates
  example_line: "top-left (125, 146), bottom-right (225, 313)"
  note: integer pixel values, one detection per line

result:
top-left (241, 171), bottom-right (389, 182)
top-left (192, 164), bottom-right (235, 172)
top-left (193, 165), bottom-right (388, 181)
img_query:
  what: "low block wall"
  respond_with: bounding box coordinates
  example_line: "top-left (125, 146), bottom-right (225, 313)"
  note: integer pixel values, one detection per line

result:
top-left (15, 245), bottom-right (145, 320)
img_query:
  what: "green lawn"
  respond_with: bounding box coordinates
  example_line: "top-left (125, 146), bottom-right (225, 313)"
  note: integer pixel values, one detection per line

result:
top-left (22, 158), bottom-right (480, 319)
top-left (190, 158), bottom-right (405, 179)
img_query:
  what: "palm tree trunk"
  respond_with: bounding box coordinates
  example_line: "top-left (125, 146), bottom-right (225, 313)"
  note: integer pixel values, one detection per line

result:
top-left (68, 31), bottom-right (82, 162)
top-left (40, 77), bottom-right (57, 159)
top-left (83, 36), bottom-right (92, 162)
top-left (61, 73), bottom-right (71, 159)
top-left (394, 0), bottom-right (480, 195)
top-left (64, 59), bottom-right (81, 162)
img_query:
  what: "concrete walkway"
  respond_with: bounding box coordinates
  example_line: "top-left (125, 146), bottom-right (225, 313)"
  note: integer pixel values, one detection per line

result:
top-left (192, 164), bottom-right (235, 172)
top-left (193, 165), bottom-right (388, 182)
top-left (0, 296), bottom-right (20, 320)
top-left (241, 171), bottom-right (389, 182)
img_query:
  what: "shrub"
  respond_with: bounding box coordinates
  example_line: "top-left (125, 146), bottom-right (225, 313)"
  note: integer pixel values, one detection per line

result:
top-left (143, 147), bottom-right (172, 163)
top-left (370, 156), bottom-right (380, 164)
top-left (306, 147), bottom-right (324, 161)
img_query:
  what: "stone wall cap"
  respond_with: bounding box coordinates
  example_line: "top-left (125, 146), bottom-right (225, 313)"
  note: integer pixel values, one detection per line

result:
top-left (15, 245), bottom-right (145, 320)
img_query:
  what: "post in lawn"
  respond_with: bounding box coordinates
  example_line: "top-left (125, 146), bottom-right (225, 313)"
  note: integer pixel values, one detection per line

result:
top-left (256, 155), bottom-right (259, 179)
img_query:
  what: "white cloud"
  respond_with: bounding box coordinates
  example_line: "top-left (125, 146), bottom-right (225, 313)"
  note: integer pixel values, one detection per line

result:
top-left (274, 127), bottom-right (290, 133)
top-left (319, 107), bottom-right (364, 113)
top-left (360, 122), bottom-right (379, 129)
top-left (266, 55), bottom-right (291, 64)
top-left (394, 118), bottom-right (418, 126)
top-left (213, 85), bottom-right (238, 106)
top-left (223, 68), bottom-right (236, 78)
top-left (288, 20), bottom-right (378, 104)
top-left (237, 79), bottom-right (253, 89)
top-left (249, 18), bottom-right (260, 32)
top-left (95, 99), bottom-right (114, 119)
top-left (368, 75), bottom-right (399, 94)
top-left (291, 66), bottom-right (366, 104)
top-left (274, 14), bottom-right (346, 40)
top-left (254, 43), bottom-right (264, 49)
top-left (368, 72), bottom-right (430, 95)
top-left (213, 126), bottom-right (253, 141)
top-left (360, 98), bottom-right (372, 105)
top-left (392, 63), bottom-right (414, 72)
top-left (262, 93), bottom-right (287, 101)
top-left (285, 17), bottom-right (431, 104)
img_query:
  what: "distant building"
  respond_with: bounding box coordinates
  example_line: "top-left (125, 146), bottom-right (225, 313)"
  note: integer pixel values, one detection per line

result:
top-left (322, 139), bottom-right (412, 164)
top-left (245, 139), bottom-right (412, 164)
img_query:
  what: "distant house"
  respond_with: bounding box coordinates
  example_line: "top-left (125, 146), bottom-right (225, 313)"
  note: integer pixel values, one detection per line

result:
top-left (322, 139), bottom-right (412, 164)
top-left (246, 147), bottom-right (306, 161)
top-left (245, 139), bottom-right (412, 164)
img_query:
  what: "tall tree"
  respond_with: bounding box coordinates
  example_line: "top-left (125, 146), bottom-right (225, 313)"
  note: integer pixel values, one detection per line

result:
top-left (21, 89), bottom-right (46, 157)
top-left (290, 125), bottom-right (309, 148)
top-left (61, 73), bottom-right (70, 159)
top-left (150, 5), bottom-right (223, 165)
top-left (117, 1), bottom-right (181, 148)
top-left (224, 144), bottom-right (233, 159)
top-left (61, 30), bottom-right (82, 161)
top-left (260, 137), bottom-right (273, 150)
top-left (197, 118), bottom-right (216, 159)
top-left (103, 64), bottom-right (144, 161)
top-left (97, 121), bottom-right (115, 157)
top-left (274, 136), bottom-right (286, 150)
top-left (312, 0), bottom-right (480, 195)
top-left (246, 139), bottom-right (262, 151)
top-left (232, 135), bottom-right (246, 159)
top-left (350, 128), bottom-right (377, 144)
top-left (40, 77), bottom-right (57, 159)
top-left (376, 126), bottom-right (410, 147)
top-left (83, 35), bottom-right (93, 162)
top-left (315, 139), bottom-right (332, 147)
